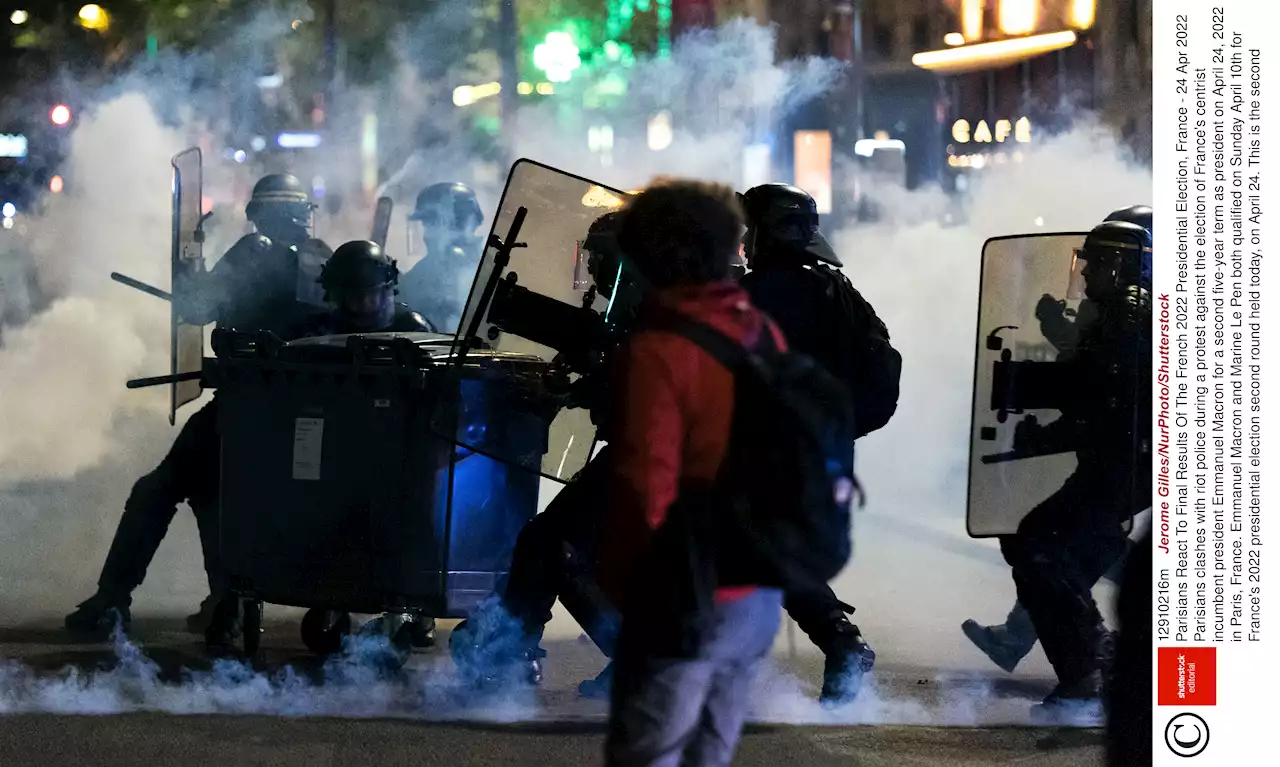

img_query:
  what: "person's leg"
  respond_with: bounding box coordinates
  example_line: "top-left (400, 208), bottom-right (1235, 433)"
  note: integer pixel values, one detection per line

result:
top-left (1106, 532), bottom-right (1152, 767)
top-left (783, 583), bottom-right (874, 706)
top-left (604, 653), bottom-right (716, 767)
top-left (964, 526), bottom-right (1134, 673)
top-left (66, 400), bottom-right (219, 638)
top-left (680, 590), bottom-right (783, 767)
top-left (1001, 482), bottom-right (1125, 722)
top-left (961, 600), bottom-right (1038, 673)
top-left (452, 451), bottom-right (613, 684)
top-left (605, 589), bottom-right (782, 767)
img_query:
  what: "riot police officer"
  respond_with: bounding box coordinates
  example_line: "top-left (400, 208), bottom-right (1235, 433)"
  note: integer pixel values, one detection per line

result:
top-left (64, 174), bottom-right (333, 641)
top-left (452, 200), bottom-right (882, 708)
top-left (998, 218), bottom-right (1152, 722)
top-left (962, 205), bottom-right (1152, 675)
top-left (302, 240), bottom-right (434, 335)
top-left (398, 182), bottom-right (485, 333)
top-left (449, 210), bottom-right (632, 691)
top-left (734, 182), bottom-right (890, 707)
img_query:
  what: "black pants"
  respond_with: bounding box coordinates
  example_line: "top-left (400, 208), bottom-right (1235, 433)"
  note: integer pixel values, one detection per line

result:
top-left (1000, 471), bottom-right (1131, 687)
top-left (498, 448), bottom-right (855, 655)
top-left (97, 399), bottom-right (222, 600)
top-left (1106, 531), bottom-right (1152, 766)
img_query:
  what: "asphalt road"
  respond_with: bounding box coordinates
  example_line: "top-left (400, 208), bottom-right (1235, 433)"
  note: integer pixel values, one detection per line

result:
top-left (0, 615), bottom-right (1107, 767)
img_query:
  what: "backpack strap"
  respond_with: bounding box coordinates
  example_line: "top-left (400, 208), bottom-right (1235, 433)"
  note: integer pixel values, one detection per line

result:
top-left (641, 306), bottom-right (773, 370)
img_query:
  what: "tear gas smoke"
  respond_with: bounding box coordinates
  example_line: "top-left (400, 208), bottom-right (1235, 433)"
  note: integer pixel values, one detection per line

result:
top-left (1, 7), bottom-right (1150, 726)
top-left (0, 627), bottom-right (538, 722)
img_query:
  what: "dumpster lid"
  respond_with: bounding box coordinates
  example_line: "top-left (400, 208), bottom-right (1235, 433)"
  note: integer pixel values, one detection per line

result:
top-left (285, 331), bottom-right (546, 366)
top-left (288, 331), bottom-right (454, 348)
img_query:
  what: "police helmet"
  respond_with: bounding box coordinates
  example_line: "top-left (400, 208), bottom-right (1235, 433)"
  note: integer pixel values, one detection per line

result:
top-left (739, 183), bottom-right (841, 267)
top-left (1073, 220), bottom-right (1152, 297)
top-left (409, 182), bottom-right (484, 233)
top-left (245, 174), bottom-right (315, 229)
top-left (1104, 205), bottom-right (1153, 232)
top-left (319, 240), bottom-right (399, 303)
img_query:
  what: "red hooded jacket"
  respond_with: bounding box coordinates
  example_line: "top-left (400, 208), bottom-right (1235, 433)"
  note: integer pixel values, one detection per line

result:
top-left (597, 281), bottom-right (786, 610)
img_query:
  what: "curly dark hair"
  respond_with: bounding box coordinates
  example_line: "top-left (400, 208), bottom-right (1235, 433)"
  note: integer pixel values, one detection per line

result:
top-left (615, 178), bottom-right (744, 289)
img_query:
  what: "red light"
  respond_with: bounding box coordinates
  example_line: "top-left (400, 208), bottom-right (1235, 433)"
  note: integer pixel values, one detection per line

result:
top-left (50, 175), bottom-right (64, 193)
top-left (50, 105), bottom-right (72, 125)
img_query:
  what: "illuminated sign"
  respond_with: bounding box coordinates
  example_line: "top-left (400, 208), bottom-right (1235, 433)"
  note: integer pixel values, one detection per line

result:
top-left (951, 117), bottom-right (1032, 144)
top-left (276, 132), bottom-right (322, 149)
top-left (0, 134), bottom-right (28, 158)
top-left (794, 130), bottom-right (833, 215)
top-left (948, 151), bottom-right (1026, 169)
top-left (854, 138), bottom-right (906, 157)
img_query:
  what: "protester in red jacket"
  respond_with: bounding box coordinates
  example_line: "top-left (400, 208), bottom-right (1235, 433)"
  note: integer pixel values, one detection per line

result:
top-left (598, 179), bottom-right (784, 767)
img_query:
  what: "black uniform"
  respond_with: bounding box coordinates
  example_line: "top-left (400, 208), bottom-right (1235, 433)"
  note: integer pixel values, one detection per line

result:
top-left (962, 206), bottom-right (1153, 674)
top-left (448, 212), bottom-right (635, 691)
top-left (1000, 221), bottom-right (1152, 720)
top-left (734, 184), bottom-right (883, 706)
top-left (452, 203), bottom-right (878, 705)
top-left (299, 303), bottom-right (434, 336)
top-left (65, 175), bottom-right (327, 639)
top-left (399, 182), bottom-right (486, 333)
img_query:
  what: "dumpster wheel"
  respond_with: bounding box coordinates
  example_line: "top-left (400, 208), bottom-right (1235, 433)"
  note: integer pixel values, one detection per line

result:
top-left (300, 609), bottom-right (352, 656)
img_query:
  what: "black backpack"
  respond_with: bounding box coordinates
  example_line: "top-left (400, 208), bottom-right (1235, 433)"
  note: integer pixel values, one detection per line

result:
top-left (644, 311), bottom-right (859, 594)
top-left (820, 266), bottom-right (902, 438)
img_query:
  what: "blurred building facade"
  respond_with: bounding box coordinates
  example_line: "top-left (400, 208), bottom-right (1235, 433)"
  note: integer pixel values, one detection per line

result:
top-left (753, 0), bottom-right (1152, 202)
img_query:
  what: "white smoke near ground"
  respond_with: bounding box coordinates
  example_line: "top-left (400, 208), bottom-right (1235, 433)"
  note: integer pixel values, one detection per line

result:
top-left (0, 8), bottom-right (1150, 727)
top-left (0, 628), bottom-right (538, 722)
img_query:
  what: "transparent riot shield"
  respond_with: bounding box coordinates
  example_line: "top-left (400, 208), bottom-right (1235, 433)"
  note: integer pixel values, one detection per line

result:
top-left (967, 232), bottom-right (1091, 537)
top-left (447, 159), bottom-right (633, 482)
top-left (169, 148), bottom-right (206, 425)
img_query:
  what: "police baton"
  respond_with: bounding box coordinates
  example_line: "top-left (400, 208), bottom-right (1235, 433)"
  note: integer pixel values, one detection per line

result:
top-left (111, 272), bottom-right (171, 302)
top-left (126, 371), bottom-right (203, 389)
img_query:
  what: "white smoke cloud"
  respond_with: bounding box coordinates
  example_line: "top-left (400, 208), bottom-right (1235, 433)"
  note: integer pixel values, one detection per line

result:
top-left (0, 8), bottom-right (1149, 727)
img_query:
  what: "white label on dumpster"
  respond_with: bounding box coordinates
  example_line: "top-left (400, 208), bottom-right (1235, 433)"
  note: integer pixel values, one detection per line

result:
top-left (292, 417), bottom-right (324, 481)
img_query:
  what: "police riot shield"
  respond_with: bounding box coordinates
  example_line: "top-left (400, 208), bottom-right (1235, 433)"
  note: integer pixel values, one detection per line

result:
top-left (449, 159), bottom-right (633, 482)
top-left (967, 232), bottom-right (1092, 537)
top-left (169, 148), bottom-right (205, 425)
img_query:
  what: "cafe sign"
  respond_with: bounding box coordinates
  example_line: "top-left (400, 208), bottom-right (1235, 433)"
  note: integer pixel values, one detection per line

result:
top-left (951, 117), bottom-right (1032, 144)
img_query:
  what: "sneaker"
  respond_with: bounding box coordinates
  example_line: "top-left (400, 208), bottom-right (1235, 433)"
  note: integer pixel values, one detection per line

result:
top-left (578, 661), bottom-right (613, 699)
top-left (820, 626), bottom-right (877, 708)
top-left (962, 618), bottom-right (1035, 673)
top-left (65, 593), bottom-right (132, 640)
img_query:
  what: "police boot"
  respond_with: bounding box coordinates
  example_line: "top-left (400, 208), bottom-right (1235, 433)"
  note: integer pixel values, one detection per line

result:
top-left (1030, 670), bottom-right (1105, 726)
top-left (578, 661), bottom-right (614, 699)
top-left (64, 591), bottom-right (132, 641)
top-left (407, 618), bottom-right (436, 649)
top-left (186, 593), bottom-right (220, 635)
top-left (820, 622), bottom-right (877, 708)
top-left (961, 603), bottom-right (1037, 673)
top-left (203, 595), bottom-right (243, 656)
top-left (449, 617), bottom-right (544, 688)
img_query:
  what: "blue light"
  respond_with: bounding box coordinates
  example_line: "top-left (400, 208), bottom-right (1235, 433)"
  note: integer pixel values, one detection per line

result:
top-left (2, 202), bottom-right (15, 218)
